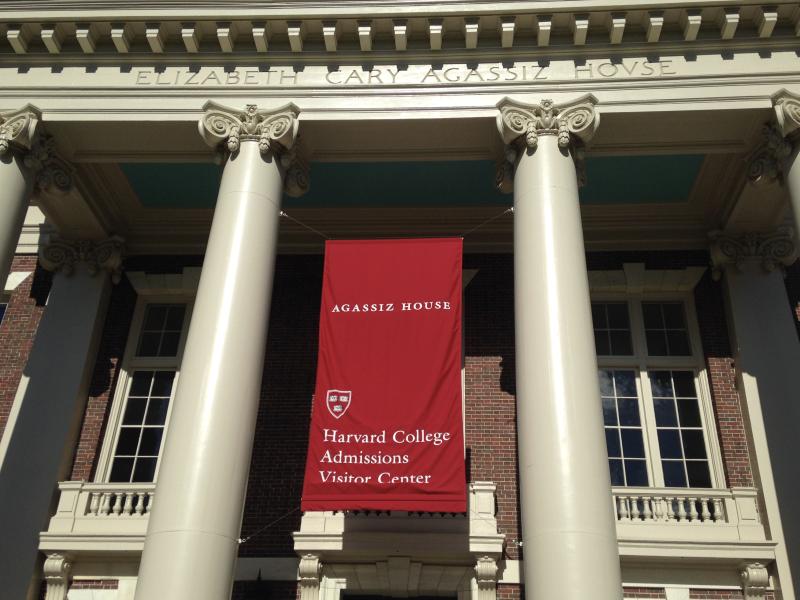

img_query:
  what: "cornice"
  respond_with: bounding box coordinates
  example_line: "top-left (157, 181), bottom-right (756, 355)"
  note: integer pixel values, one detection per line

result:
top-left (1, 3), bottom-right (799, 59)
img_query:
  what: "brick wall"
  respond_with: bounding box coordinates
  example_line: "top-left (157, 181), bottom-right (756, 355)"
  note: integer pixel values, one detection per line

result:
top-left (496, 583), bottom-right (521, 600)
top-left (70, 580), bottom-right (119, 589)
top-left (0, 256), bottom-right (51, 439)
top-left (688, 590), bottom-right (743, 599)
top-left (231, 580), bottom-right (298, 600)
top-left (624, 587), bottom-right (666, 598)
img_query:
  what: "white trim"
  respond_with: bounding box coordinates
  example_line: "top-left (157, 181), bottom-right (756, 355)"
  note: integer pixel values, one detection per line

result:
top-left (3, 271), bottom-right (31, 294)
top-left (124, 268), bottom-right (201, 296)
top-left (589, 264), bottom-right (707, 294)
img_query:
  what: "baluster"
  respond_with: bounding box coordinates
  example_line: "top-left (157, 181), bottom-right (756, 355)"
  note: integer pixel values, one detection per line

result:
top-left (700, 498), bottom-right (711, 522)
top-left (630, 496), bottom-right (640, 521)
top-left (688, 497), bottom-right (699, 522)
top-left (677, 497), bottom-right (687, 522)
top-left (100, 493), bottom-right (112, 516)
top-left (111, 493), bottom-right (122, 516)
top-left (134, 493), bottom-right (145, 516)
top-left (89, 492), bottom-right (100, 516)
top-left (666, 497), bottom-right (676, 521)
top-left (619, 496), bottom-right (630, 521)
top-left (712, 498), bottom-right (724, 523)
top-left (655, 497), bottom-right (665, 521)
top-left (123, 492), bottom-right (134, 516)
top-left (642, 497), bottom-right (653, 521)
top-left (145, 492), bottom-right (154, 514)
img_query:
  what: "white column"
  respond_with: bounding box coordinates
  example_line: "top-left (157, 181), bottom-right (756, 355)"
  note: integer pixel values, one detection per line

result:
top-left (134, 102), bottom-right (302, 600)
top-left (497, 97), bottom-right (622, 600)
top-left (0, 236), bottom-right (122, 600)
top-left (710, 230), bottom-right (799, 599)
top-left (0, 106), bottom-right (39, 287)
top-left (772, 92), bottom-right (800, 230)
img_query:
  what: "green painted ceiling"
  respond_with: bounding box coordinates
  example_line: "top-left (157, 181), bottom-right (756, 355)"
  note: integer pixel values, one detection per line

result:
top-left (120, 154), bottom-right (704, 209)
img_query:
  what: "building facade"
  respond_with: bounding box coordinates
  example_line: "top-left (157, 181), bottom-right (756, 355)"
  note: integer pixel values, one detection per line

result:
top-left (0, 1), bottom-right (799, 599)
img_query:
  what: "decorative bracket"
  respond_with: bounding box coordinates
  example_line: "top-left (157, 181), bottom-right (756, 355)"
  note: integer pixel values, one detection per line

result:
top-left (740, 562), bottom-right (770, 600)
top-left (0, 105), bottom-right (40, 159)
top-left (709, 227), bottom-right (797, 279)
top-left (474, 555), bottom-right (499, 600)
top-left (495, 95), bottom-right (598, 192)
top-left (298, 554), bottom-right (322, 600)
top-left (39, 235), bottom-right (125, 283)
top-left (43, 553), bottom-right (72, 600)
top-left (24, 133), bottom-right (74, 193)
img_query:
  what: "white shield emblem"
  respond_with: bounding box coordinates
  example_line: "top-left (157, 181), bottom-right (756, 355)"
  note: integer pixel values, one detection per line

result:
top-left (326, 390), bottom-right (352, 419)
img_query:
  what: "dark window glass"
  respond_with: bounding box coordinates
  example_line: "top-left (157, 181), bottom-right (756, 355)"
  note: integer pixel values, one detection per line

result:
top-left (0, 302), bottom-right (6, 324)
top-left (662, 461), bottom-right (687, 487)
top-left (136, 304), bottom-right (186, 357)
top-left (686, 461), bottom-right (712, 488)
top-left (658, 429), bottom-right (683, 459)
top-left (618, 398), bottom-right (641, 426)
top-left (682, 430), bottom-right (707, 459)
top-left (122, 398), bottom-right (147, 425)
top-left (625, 460), bottom-right (648, 486)
top-left (591, 302), bottom-right (633, 356)
top-left (600, 369), bottom-right (648, 486)
top-left (609, 459), bottom-right (624, 486)
top-left (606, 430), bottom-right (621, 457)
top-left (621, 429), bottom-right (646, 458)
top-left (138, 428), bottom-right (164, 456)
top-left (132, 458), bottom-right (158, 482)
top-left (654, 398), bottom-right (678, 427)
top-left (677, 399), bottom-right (702, 427)
top-left (643, 302), bottom-right (692, 356)
top-left (115, 428), bottom-right (140, 456)
top-left (109, 457), bottom-right (134, 482)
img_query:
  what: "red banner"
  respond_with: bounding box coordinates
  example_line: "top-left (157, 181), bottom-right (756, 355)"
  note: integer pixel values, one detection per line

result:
top-left (301, 238), bottom-right (466, 512)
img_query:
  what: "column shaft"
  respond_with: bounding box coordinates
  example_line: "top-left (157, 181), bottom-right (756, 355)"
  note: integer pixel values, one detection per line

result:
top-left (513, 135), bottom-right (622, 600)
top-left (134, 140), bottom-right (284, 600)
top-left (722, 264), bottom-right (799, 598)
top-left (0, 263), bottom-right (112, 600)
top-left (0, 154), bottom-right (31, 287)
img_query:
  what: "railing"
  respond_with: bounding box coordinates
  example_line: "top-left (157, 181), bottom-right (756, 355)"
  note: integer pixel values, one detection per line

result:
top-left (612, 486), bottom-right (766, 542)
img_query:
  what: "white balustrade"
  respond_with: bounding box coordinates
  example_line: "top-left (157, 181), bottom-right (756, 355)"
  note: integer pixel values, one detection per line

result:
top-left (612, 486), bottom-right (766, 543)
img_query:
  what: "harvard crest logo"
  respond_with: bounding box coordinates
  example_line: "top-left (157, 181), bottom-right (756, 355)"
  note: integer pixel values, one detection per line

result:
top-left (326, 390), bottom-right (352, 419)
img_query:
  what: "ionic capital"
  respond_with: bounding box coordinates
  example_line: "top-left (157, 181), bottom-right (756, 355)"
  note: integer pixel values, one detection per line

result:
top-left (24, 133), bottom-right (74, 193)
top-left (740, 562), bottom-right (770, 600)
top-left (772, 89), bottom-right (800, 139)
top-left (198, 101), bottom-right (299, 156)
top-left (43, 552), bottom-right (71, 600)
top-left (496, 95), bottom-right (599, 152)
top-left (0, 105), bottom-right (40, 159)
top-left (709, 227), bottom-right (797, 279)
top-left (39, 235), bottom-right (125, 283)
top-left (747, 90), bottom-right (800, 186)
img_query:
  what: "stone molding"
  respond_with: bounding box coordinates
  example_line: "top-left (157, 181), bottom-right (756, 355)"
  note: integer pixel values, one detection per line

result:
top-left (709, 227), bottom-right (797, 279)
top-left (495, 95), bottom-right (598, 192)
top-left (740, 562), bottom-right (770, 600)
top-left (39, 235), bottom-right (125, 283)
top-left (0, 105), bottom-right (40, 158)
top-left (43, 552), bottom-right (71, 600)
top-left (198, 101), bottom-right (308, 195)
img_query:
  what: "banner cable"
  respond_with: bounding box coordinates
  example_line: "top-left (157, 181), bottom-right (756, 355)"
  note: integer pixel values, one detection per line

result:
top-left (237, 506), bottom-right (301, 544)
top-left (280, 210), bottom-right (331, 239)
top-left (458, 207), bottom-right (514, 237)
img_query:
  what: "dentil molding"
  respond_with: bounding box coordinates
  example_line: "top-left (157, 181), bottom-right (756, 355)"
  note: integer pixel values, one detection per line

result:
top-left (39, 235), bottom-right (125, 283)
top-left (495, 95), bottom-right (598, 192)
top-left (198, 101), bottom-right (308, 196)
top-left (709, 227), bottom-right (797, 278)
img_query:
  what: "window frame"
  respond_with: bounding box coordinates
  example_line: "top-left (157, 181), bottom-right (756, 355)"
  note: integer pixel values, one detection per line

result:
top-left (0, 294), bottom-right (8, 325)
top-left (95, 294), bottom-right (193, 483)
top-left (592, 291), bottom-right (726, 489)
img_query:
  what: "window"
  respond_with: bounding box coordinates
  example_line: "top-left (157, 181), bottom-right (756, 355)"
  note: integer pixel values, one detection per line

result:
top-left (592, 297), bottom-right (722, 489)
top-left (0, 300), bottom-right (6, 325)
top-left (101, 300), bottom-right (191, 483)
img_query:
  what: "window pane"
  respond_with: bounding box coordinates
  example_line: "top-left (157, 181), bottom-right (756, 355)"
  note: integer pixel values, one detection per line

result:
top-left (143, 305), bottom-right (167, 330)
top-left (645, 330), bottom-right (668, 356)
top-left (599, 371), bottom-right (614, 398)
top-left (662, 303), bottom-right (686, 328)
top-left (591, 303), bottom-right (607, 328)
top-left (618, 398), bottom-right (641, 426)
top-left (686, 461), bottom-right (712, 488)
top-left (677, 399), bottom-right (702, 427)
top-left (662, 461), bottom-right (687, 487)
top-left (615, 371), bottom-right (637, 397)
top-left (132, 457), bottom-right (158, 482)
top-left (658, 430), bottom-right (683, 459)
top-left (0, 303), bottom-right (6, 324)
top-left (642, 303), bottom-right (663, 329)
top-left (129, 371), bottom-right (154, 396)
top-left (115, 428), bottom-right (140, 456)
top-left (625, 460), bottom-right (649, 486)
top-left (673, 372), bottom-right (696, 398)
top-left (160, 332), bottom-right (181, 356)
top-left (151, 371), bottom-right (176, 397)
top-left (649, 371), bottom-right (673, 397)
top-left (607, 303), bottom-right (630, 328)
top-left (609, 331), bottom-right (633, 355)
top-left (165, 305), bottom-right (186, 330)
top-left (602, 397), bottom-right (618, 426)
top-left (595, 333), bottom-right (611, 356)
top-left (122, 398), bottom-right (147, 425)
top-left (654, 398), bottom-right (678, 427)
top-left (146, 398), bottom-right (170, 425)
top-left (682, 430), bottom-right (707, 459)
top-left (605, 430), bottom-right (621, 457)
top-left (666, 331), bottom-right (691, 356)
top-left (609, 459), bottom-right (624, 486)
top-left (621, 429), bottom-right (646, 458)
top-left (109, 457), bottom-right (134, 482)
top-left (137, 303), bottom-right (187, 357)
top-left (137, 332), bottom-right (161, 357)
top-left (138, 428), bottom-right (164, 456)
